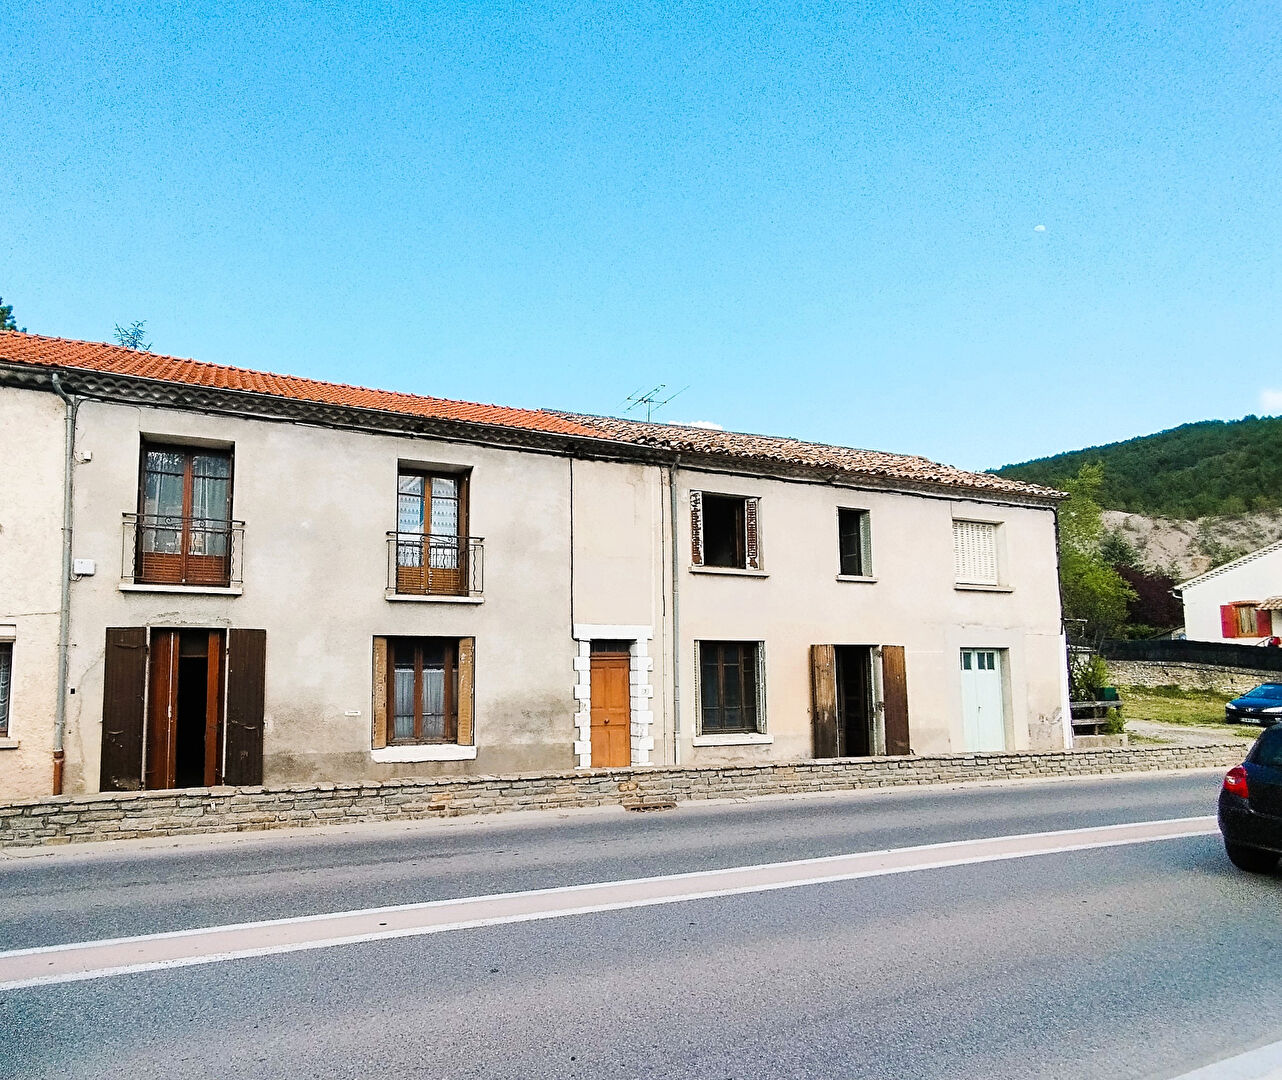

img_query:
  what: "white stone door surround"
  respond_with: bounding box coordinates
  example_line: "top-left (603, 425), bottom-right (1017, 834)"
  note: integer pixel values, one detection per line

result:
top-left (572, 624), bottom-right (655, 769)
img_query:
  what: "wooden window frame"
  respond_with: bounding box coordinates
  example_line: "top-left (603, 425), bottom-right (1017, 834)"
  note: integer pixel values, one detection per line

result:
top-left (136, 441), bottom-right (235, 586)
top-left (387, 637), bottom-right (459, 745)
top-left (692, 492), bottom-right (761, 571)
top-left (0, 641), bottom-right (12, 738)
top-left (837, 507), bottom-right (871, 577)
top-left (697, 640), bottom-right (762, 735)
top-left (395, 468), bottom-right (470, 596)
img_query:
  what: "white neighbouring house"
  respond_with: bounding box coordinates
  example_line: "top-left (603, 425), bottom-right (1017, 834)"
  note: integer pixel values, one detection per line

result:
top-left (1178, 539), bottom-right (1282, 644)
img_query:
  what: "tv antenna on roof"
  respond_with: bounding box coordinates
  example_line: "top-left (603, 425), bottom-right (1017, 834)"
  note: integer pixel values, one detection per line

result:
top-left (622, 383), bottom-right (688, 422)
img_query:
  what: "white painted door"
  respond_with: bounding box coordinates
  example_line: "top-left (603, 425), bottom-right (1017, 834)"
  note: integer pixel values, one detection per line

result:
top-left (961, 649), bottom-right (1006, 751)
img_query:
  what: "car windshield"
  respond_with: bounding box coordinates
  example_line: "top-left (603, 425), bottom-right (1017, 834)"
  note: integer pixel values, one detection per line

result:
top-left (1252, 727), bottom-right (1282, 768)
top-left (1244, 684), bottom-right (1282, 701)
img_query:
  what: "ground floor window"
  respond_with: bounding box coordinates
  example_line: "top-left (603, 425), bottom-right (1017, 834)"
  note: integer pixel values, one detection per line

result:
top-left (698, 640), bottom-right (763, 734)
top-left (373, 636), bottom-right (475, 749)
top-left (0, 641), bottom-right (12, 737)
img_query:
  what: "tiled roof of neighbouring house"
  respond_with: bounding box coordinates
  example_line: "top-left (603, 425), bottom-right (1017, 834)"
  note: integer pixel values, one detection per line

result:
top-left (0, 331), bottom-right (1062, 501)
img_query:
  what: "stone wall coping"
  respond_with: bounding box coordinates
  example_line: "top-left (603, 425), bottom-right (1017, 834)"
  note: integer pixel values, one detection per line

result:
top-left (0, 745), bottom-right (1244, 814)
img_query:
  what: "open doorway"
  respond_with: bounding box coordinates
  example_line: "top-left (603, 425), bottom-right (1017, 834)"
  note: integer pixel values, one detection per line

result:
top-left (834, 646), bottom-right (874, 758)
top-left (146, 629), bottom-right (225, 790)
top-left (812, 643), bottom-right (910, 758)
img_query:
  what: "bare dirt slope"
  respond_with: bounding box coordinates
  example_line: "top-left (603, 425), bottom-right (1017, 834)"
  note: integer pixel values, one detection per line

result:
top-left (1104, 508), bottom-right (1282, 580)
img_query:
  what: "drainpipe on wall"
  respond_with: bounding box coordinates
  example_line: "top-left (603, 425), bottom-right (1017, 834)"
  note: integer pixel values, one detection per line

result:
top-left (49, 372), bottom-right (77, 795)
top-left (668, 458), bottom-right (682, 765)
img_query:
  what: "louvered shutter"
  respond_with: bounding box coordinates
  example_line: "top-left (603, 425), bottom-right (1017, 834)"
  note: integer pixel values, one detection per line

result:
top-left (860, 513), bottom-right (873, 575)
top-left (1220, 605), bottom-right (1238, 638)
top-left (457, 637), bottom-right (475, 746)
top-left (372, 637), bottom-right (389, 748)
top-left (953, 521), bottom-right (999, 585)
top-left (754, 642), bottom-right (767, 734)
top-left (690, 491), bottom-right (704, 566)
top-left (692, 641), bottom-right (702, 734)
top-left (1257, 608), bottom-right (1273, 637)
top-left (744, 498), bottom-right (760, 570)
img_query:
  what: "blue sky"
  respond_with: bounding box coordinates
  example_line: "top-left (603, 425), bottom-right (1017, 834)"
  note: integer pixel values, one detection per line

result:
top-left (3, 1), bottom-right (1280, 469)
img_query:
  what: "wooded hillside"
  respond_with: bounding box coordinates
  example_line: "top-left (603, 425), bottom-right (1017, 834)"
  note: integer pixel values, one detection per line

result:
top-left (993, 415), bottom-right (1282, 518)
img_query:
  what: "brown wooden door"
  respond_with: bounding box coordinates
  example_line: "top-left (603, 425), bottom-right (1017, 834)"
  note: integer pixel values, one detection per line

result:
top-left (225, 629), bottom-right (266, 786)
top-left (589, 653), bottom-right (631, 768)
top-left (810, 644), bottom-right (838, 758)
top-left (100, 628), bottom-right (148, 791)
top-left (882, 645), bottom-right (911, 756)
top-left (145, 629), bottom-right (180, 789)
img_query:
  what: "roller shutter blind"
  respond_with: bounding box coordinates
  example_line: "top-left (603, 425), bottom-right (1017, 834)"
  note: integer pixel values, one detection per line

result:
top-left (953, 521), bottom-right (999, 585)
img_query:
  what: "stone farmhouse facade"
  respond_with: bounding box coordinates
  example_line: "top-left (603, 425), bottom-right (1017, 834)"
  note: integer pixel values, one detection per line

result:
top-left (0, 331), bottom-right (1069, 801)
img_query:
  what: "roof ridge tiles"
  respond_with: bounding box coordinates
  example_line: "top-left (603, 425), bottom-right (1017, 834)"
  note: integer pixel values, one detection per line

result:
top-left (0, 330), bottom-right (1063, 501)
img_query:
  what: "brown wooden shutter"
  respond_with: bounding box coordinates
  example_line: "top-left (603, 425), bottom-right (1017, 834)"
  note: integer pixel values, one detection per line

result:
top-left (457, 637), bottom-right (475, 746)
top-left (810, 644), bottom-right (838, 758)
top-left (881, 645), bottom-right (910, 756)
top-left (99, 627), bottom-right (148, 792)
top-left (744, 498), bottom-right (760, 570)
top-left (225, 629), bottom-right (266, 786)
top-left (371, 637), bottom-right (389, 749)
top-left (689, 490), bottom-right (704, 566)
top-left (1257, 608), bottom-right (1273, 637)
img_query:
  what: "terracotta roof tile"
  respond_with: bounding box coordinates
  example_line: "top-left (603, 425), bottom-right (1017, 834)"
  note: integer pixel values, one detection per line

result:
top-left (0, 331), bottom-right (1060, 501)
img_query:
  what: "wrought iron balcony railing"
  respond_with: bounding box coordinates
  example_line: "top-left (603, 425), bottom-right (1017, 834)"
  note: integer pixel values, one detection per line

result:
top-left (387, 532), bottom-right (483, 598)
top-left (122, 514), bottom-right (244, 588)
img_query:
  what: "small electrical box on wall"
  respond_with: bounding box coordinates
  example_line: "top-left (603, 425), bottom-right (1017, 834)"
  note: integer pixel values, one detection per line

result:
top-left (72, 559), bottom-right (96, 576)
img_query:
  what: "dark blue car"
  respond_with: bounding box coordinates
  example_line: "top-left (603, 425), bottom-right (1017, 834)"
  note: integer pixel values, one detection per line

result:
top-left (1218, 724), bottom-right (1282, 873)
top-left (1224, 682), bottom-right (1282, 725)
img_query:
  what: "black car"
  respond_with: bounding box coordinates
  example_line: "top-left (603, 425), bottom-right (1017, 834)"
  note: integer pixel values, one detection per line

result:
top-left (1218, 724), bottom-right (1282, 873)
top-left (1224, 682), bottom-right (1282, 725)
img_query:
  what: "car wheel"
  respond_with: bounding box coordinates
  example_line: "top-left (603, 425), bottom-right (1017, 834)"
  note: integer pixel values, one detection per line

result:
top-left (1225, 842), bottom-right (1278, 874)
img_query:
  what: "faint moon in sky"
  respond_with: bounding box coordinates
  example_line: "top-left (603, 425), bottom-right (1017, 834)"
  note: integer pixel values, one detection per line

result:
top-left (1033, 224), bottom-right (1047, 232)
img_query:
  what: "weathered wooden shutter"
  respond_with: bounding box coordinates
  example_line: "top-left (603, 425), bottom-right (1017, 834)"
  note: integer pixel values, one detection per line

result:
top-left (1257, 608), bottom-right (1273, 637)
top-left (881, 645), bottom-right (910, 756)
top-left (457, 637), bottom-right (475, 746)
top-left (225, 629), bottom-right (266, 786)
top-left (371, 637), bottom-right (389, 749)
top-left (744, 498), bottom-right (760, 570)
top-left (100, 627), bottom-right (148, 792)
top-left (1220, 605), bottom-right (1237, 638)
top-left (754, 642), bottom-right (767, 734)
top-left (810, 644), bottom-right (838, 758)
top-left (689, 490), bottom-right (704, 566)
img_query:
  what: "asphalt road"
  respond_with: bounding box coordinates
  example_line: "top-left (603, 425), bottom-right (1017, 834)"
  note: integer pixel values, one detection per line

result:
top-left (2, 771), bottom-right (1280, 1080)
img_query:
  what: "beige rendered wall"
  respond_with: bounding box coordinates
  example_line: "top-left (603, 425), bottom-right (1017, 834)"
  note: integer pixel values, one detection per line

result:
top-left (0, 390), bottom-right (66, 799)
top-left (672, 470), bottom-right (1066, 766)
top-left (53, 397), bottom-right (596, 791)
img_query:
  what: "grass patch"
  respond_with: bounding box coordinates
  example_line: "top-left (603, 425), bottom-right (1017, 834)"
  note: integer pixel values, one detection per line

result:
top-left (1115, 684), bottom-right (1256, 737)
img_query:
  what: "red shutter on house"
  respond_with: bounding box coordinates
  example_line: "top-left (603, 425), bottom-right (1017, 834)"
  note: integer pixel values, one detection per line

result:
top-left (1257, 608), bottom-right (1273, 637)
top-left (1221, 605), bottom-right (1238, 638)
top-left (689, 490), bottom-right (704, 566)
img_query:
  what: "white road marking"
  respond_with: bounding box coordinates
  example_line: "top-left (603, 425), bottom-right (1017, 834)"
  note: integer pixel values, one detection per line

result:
top-left (1170, 1040), bottom-right (1282, 1079)
top-left (0, 815), bottom-right (1216, 991)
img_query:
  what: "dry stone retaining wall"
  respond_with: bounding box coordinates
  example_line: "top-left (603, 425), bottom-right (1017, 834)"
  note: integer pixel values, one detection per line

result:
top-left (0, 745), bottom-right (1243, 848)
top-left (1108, 659), bottom-right (1280, 695)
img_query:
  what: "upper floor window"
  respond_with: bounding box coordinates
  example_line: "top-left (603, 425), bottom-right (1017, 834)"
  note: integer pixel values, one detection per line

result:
top-left (135, 443), bottom-right (234, 587)
top-left (0, 641), bottom-right (12, 737)
top-left (690, 491), bottom-right (760, 570)
top-left (393, 469), bottom-right (472, 596)
top-left (953, 520), bottom-right (1000, 586)
top-left (837, 508), bottom-right (871, 577)
top-left (1221, 602), bottom-right (1270, 639)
